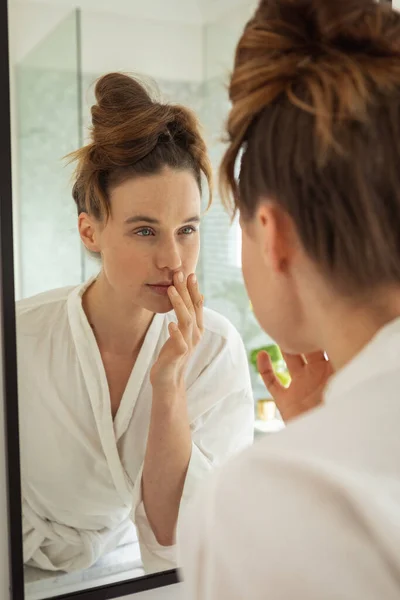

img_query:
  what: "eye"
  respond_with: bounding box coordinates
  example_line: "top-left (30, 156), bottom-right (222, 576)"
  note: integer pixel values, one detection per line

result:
top-left (179, 226), bottom-right (197, 235)
top-left (135, 227), bottom-right (155, 237)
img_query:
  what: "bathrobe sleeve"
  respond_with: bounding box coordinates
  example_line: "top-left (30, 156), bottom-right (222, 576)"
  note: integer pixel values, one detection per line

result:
top-left (131, 317), bottom-right (255, 573)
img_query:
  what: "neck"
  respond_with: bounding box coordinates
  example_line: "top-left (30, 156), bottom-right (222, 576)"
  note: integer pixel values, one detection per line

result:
top-left (82, 273), bottom-right (155, 355)
top-left (312, 286), bottom-right (400, 371)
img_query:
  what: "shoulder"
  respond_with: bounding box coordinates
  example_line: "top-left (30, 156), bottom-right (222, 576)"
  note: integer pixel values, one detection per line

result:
top-left (201, 308), bottom-right (251, 377)
top-left (200, 308), bottom-right (246, 362)
top-left (183, 433), bottom-right (379, 598)
top-left (202, 398), bottom-right (395, 545)
top-left (16, 285), bottom-right (76, 336)
top-left (202, 307), bottom-right (243, 343)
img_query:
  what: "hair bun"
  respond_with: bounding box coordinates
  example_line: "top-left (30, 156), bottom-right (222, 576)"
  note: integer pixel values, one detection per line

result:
top-left (313, 0), bottom-right (400, 53)
top-left (91, 72), bottom-right (155, 130)
top-left (94, 72), bottom-right (153, 115)
top-left (251, 0), bottom-right (399, 57)
top-left (228, 0), bottom-right (400, 145)
top-left (314, 0), bottom-right (376, 37)
top-left (67, 71), bottom-right (213, 218)
top-left (222, 0), bottom-right (400, 212)
top-left (90, 72), bottom-right (170, 151)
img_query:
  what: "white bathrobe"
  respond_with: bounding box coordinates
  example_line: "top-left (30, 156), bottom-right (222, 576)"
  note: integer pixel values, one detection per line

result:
top-left (181, 318), bottom-right (400, 600)
top-left (17, 279), bottom-right (254, 575)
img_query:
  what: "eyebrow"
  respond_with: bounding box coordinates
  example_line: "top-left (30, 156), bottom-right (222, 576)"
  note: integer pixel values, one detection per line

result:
top-left (124, 215), bottom-right (201, 225)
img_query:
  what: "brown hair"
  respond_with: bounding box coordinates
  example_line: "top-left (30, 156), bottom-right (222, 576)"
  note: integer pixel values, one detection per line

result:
top-left (221, 0), bottom-right (400, 295)
top-left (69, 72), bottom-right (212, 220)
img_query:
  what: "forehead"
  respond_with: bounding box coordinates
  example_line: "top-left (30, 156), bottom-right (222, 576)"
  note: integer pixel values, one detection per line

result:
top-left (109, 168), bottom-right (201, 221)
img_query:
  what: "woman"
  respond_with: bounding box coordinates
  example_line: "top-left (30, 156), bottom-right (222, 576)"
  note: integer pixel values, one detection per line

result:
top-left (181, 1), bottom-right (400, 598)
top-left (17, 73), bottom-right (254, 574)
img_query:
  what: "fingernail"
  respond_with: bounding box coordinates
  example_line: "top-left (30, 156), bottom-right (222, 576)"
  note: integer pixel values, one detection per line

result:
top-left (177, 272), bottom-right (184, 283)
top-left (192, 274), bottom-right (197, 284)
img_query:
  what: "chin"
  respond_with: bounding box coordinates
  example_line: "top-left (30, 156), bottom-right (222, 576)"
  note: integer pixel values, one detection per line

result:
top-left (143, 296), bottom-right (173, 315)
top-left (264, 322), bottom-right (318, 356)
top-left (279, 338), bottom-right (320, 355)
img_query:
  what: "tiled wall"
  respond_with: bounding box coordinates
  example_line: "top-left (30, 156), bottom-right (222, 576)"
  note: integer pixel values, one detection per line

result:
top-left (16, 66), bottom-right (82, 298)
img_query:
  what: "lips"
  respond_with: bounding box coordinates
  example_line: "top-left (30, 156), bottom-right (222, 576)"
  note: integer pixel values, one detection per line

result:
top-left (147, 283), bottom-right (172, 297)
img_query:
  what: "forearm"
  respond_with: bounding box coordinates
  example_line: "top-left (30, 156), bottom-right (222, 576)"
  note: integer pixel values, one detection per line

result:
top-left (142, 388), bottom-right (192, 546)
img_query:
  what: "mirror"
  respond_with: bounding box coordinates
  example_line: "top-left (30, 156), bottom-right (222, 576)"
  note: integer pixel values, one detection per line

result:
top-left (7, 1), bottom-right (279, 598)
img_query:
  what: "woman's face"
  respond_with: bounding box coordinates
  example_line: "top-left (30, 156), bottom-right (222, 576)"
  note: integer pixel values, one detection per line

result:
top-left (80, 167), bottom-right (201, 314)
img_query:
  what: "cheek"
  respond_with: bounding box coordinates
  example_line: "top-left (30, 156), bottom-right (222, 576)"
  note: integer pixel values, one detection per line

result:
top-left (102, 234), bottom-right (150, 274)
top-left (241, 233), bottom-right (257, 291)
top-left (181, 236), bottom-right (200, 268)
top-left (241, 232), bottom-right (269, 324)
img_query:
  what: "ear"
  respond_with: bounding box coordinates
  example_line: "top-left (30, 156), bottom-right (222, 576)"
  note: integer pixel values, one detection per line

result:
top-left (255, 202), bottom-right (296, 273)
top-left (78, 213), bottom-right (101, 253)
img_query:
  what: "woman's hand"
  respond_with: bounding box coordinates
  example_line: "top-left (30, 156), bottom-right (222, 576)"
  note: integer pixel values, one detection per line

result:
top-left (257, 350), bottom-right (334, 422)
top-left (150, 271), bottom-right (204, 393)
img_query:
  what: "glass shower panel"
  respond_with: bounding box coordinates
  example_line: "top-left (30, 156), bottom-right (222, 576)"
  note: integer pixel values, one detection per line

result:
top-left (15, 10), bottom-right (83, 299)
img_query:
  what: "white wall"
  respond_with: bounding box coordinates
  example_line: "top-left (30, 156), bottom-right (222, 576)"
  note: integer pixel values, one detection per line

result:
top-left (201, 0), bottom-right (255, 23)
top-left (8, 2), bottom-right (71, 63)
top-left (81, 11), bottom-right (203, 81)
top-left (9, 3), bottom-right (204, 80)
top-left (10, 0), bottom-right (255, 27)
top-left (12, 0), bottom-right (203, 25)
top-left (8, 0), bottom-right (255, 76)
top-left (204, 1), bottom-right (257, 80)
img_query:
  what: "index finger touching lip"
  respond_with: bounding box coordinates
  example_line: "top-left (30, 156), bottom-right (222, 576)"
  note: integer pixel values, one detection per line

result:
top-left (187, 273), bottom-right (201, 299)
top-left (173, 271), bottom-right (194, 312)
top-left (188, 273), bottom-right (204, 331)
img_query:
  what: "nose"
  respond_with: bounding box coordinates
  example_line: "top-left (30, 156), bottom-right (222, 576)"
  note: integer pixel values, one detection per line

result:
top-left (155, 237), bottom-right (182, 272)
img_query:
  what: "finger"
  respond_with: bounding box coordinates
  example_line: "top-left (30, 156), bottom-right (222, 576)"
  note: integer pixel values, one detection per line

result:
top-left (155, 322), bottom-right (188, 370)
top-left (173, 271), bottom-right (195, 315)
top-left (304, 351), bottom-right (327, 364)
top-left (167, 322), bottom-right (188, 358)
top-left (168, 286), bottom-right (193, 343)
top-left (281, 352), bottom-right (306, 375)
top-left (257, 351), bottom-right (286, 399)
top-left (187, 273), bottom-right (204, 332)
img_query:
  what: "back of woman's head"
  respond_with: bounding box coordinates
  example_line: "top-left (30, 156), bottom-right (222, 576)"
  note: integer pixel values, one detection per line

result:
top-left (70, 72), bottom-right (212, 220)
top-left (221, 0), bottom-right (400, 296)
